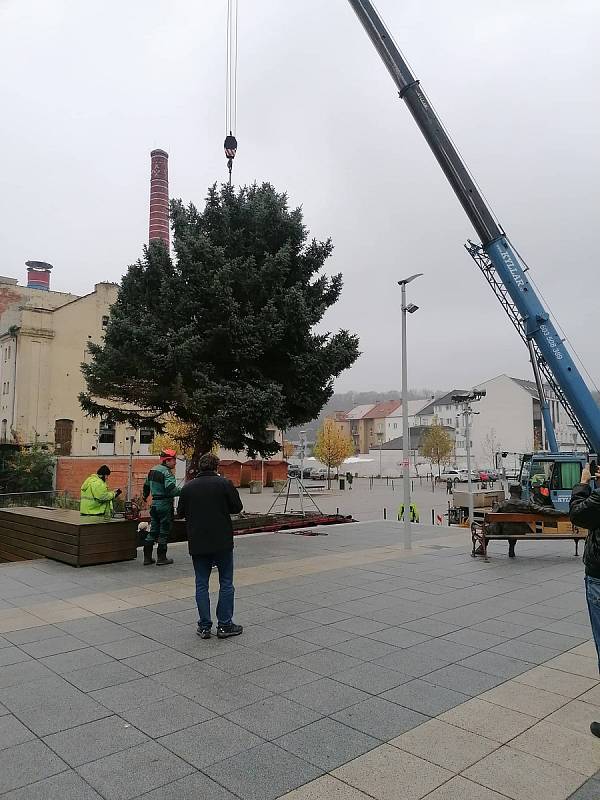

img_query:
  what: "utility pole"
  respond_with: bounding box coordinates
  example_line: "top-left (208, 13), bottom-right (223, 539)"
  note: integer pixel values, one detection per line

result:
top-left (399, 273), bottom-right (423, 549)
top-left (452, 391), bottom-right (486, 526)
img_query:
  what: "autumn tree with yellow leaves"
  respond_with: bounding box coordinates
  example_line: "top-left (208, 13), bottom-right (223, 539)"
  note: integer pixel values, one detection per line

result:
top-left (313, 419), bottom-right (355, 487)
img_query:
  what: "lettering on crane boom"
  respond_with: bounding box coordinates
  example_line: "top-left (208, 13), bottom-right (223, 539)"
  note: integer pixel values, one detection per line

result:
top-left (499, 250), bottom-right (564, 361)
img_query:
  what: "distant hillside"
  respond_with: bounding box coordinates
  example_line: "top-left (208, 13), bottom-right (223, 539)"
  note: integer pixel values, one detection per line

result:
top-left (285, 388), bottom-right (439, 442)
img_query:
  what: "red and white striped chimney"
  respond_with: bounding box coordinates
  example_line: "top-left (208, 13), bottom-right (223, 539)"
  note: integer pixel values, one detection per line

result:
top-left (149, 149), bottom-right (169, 248)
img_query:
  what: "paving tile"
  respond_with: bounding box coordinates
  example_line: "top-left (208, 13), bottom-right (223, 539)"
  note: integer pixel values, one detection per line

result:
top-left (479, 680), bottom-right (568, 718)
top-left (332, 661), bottom-right (412, 694)
top-left (76, 741), bottom-right (194, 800)
top-left (546, 698), bottom-right (600, 737)
top-left (119, 694), bottom-right (214, 737)
top-left (254, 635), bottom-right (322, 659)
top-left (458, 651), bottom-right (532, 679)
top-left (276, 717), bottom-right (380, 770)
top-left (473, 620), bottom-right (532, 639)
top-left (442, 628), bottom-right (508, 650)
top-left (578, 684), bottom-right (600, 706)
top-left (463, 746), bottom-right (587, 800)
top-left (544, 653), bottom-right (600, 680)
top-left (263, 616), bottom-right (321, 636)
top-left (156, 663), bottom-right (273, 713)
top-left (421, 776), bottom-right (510, 799)
top-left (391, 718), bottom-right (499, 772)
top-left (284, 676), bottom-right (371, 714)
top-left (0, 645), bottom-right (31, 667)
top-left (289, 648), bottom-right (365, 677)
top-left (0, 675), bottom-right (111, 735)
top-left (0, 659), bottom-right (54, 688)
top-left (568, 777), bottom-right (600, 800)
top-left (439, 698), bottom-right (537, 743)
top-left (405, 639), bottom-right (481, 664)
top-left (226, 694), bottom-right (322, 739)
top-left (3, 624), bottom-right (64, 644)
top-left (510, 719), bottom-right (600, 777)
top-left (136, 771), bottom-right (240, 799)
top-left (0, 713), bottom-right (36, 750)
top-left (365, 625), bottom-right (431, 648)
top-left (0, 769), bottom-right (105, 799)
top-left (295, 625), bottom-right (358, 646)
top-left (0, 740), bottom-right (67, 794)
top-left (43, 715), bottom-right (149, 766)
top-left (331, 617), bottom-right (389, 635)
top-left (120, 648), bottom-right (197, 675)
top-left (245, 661), bottom-right (320, 692)
top-left (203, 741), bottom-right (323, 800)
top-left (514, 665), bottom-right (597, 698)
top-left (327, 636), bottom-right (400, 661)
top-left (332, 696), bottom-right (428, 740)
top-left (332, 743), bottom-right (453, 800)
top-left (96, 634), bottom-right (167, 659)
top-left (57, 618), bottom-right (134, 645)
top-left (422, 664), bottom-right (505, 696)
top-left (400, 619), bottom-right (462, 637)
top-left (39, 646), bottom-right (115, 674)
top-left (202, 646), bottom-right (280, 676)
top-left (278, 775), bottom-right (375, 799)
top-left (63, 660), bottom-right (142, 691)
top-left (19, 634), bottom-right (88, 659)
top-left (89, 677), bottom-right (176, 711)
top-left (380, 678), bottom-right (470, 717)
top-left (159, 715), bottom-right (263, 767)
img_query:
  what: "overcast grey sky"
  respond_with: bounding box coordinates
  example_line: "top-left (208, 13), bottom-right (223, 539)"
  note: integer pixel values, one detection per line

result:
top-left (1, 0), bottom-right (598, 393)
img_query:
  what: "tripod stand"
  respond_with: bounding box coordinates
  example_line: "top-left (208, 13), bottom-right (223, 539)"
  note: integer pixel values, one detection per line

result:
top-left (267, 475), bottom-right (323, 516)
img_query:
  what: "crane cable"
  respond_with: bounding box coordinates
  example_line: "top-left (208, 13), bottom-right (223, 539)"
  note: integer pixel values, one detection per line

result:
top-left (224, 0), bottom-right (239, 185)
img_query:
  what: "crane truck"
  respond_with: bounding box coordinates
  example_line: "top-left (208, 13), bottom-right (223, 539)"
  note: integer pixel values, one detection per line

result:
top-left (347, 0), bottom-right (599, 511)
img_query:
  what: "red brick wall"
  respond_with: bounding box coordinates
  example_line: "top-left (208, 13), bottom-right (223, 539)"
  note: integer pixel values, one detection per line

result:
top-left (56, 457), bottom-right (157, 499)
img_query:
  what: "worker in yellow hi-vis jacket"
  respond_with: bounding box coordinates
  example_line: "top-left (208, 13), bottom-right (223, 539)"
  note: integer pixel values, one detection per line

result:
top-left (397, 502), bottom-right (419, 523)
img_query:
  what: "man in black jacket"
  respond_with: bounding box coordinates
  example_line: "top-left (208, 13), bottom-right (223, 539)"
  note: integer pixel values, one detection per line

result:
top-left (570, 465), bottom-right (600, 738)
top-left (177, 453), bottom-right (244, 640)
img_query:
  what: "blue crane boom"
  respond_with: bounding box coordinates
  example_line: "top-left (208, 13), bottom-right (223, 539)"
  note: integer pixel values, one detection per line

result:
top-left (348, 0), bottom-right (600, 456)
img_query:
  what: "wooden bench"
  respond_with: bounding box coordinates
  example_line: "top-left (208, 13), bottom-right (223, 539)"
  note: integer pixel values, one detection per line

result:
top-left (471, 512), bottom-right (586, 562)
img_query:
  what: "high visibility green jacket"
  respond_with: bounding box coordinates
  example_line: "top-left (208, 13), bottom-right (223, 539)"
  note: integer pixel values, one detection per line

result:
top-left (143, 463), bottom-right (181, 509)
top-left (80, 474), bottom-right (116, 517)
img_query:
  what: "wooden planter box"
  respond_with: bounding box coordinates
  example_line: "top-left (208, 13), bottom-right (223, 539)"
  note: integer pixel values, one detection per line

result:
top-left (0, 507), bottom-right (138, 567)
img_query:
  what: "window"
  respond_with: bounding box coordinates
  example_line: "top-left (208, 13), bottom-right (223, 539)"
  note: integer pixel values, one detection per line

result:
top-left (1, 420), bottom-right (6, 442)
top-left (139, 428), bottom-right (154, 445)
top-left (265, 429), bottom-right (276, 443)
top-left (98, 419), bottom-right (116, 444)
top-left (102, 315), bottom-right (109, 329)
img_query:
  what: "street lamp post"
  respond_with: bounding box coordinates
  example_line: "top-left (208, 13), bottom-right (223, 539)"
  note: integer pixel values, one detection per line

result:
top-left (398, 273), bottom-right (423, 550)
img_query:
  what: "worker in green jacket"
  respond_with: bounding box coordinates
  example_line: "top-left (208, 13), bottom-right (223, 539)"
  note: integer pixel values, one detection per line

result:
top-left (80, 465), bottom-right (122, 517)
top-left (142, 449), bottom-right (181, 566)
top-left (397, 502), bottom-right (420, 523)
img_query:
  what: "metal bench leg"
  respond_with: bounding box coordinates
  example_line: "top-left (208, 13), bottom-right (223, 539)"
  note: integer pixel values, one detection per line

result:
top-left (483, 534), bottom-right (489, 562)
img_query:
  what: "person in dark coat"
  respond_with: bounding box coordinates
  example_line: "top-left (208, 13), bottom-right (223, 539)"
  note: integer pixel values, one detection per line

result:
top-left (177, 453), bottom-right (244, 640)
top-left (570, 465), bottom-right (600, 738)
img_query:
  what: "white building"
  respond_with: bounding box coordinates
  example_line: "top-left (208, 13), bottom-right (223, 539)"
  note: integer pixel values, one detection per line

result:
top-left (384, 399), bottom-right (431, 442)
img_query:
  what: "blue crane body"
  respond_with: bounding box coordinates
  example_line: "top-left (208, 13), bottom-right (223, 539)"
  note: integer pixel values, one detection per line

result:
top-left (347, 0), bottom-right (599, 509)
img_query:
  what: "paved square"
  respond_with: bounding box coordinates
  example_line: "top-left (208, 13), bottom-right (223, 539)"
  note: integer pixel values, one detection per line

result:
top-left (1, 520), bottom-right (600, 799)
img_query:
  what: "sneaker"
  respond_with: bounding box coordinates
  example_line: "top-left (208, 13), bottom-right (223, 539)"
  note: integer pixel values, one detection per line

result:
top-left (217, 623), bottom-right (243, 639)
top-left (196, 626), bottom-right (212, 639)
top-left (590, 721), bottom-right (600, 738)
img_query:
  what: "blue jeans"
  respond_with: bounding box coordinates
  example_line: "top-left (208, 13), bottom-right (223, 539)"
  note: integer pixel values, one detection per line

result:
top-left (585, 575), bottom-right (600, 673)
top-left (192, 550), bottom-right (235, 629)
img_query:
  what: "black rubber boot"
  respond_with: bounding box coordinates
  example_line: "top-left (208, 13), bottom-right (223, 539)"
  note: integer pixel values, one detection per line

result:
top-left (591, 721), bottom-right (600, 738)
top-left (143, 544), bottom-right (155, 565)
top-left (156, 546), bottom-right (173, 566)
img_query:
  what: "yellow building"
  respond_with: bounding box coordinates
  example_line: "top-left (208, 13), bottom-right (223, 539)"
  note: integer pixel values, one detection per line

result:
top-left (0, 274), bottom-right (153, 457)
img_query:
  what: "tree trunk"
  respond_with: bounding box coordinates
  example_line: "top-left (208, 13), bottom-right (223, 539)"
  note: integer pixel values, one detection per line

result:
top-left (327, 465), bottom-right (331, 489)
top-left (188, 430), bottom-right (215, 479)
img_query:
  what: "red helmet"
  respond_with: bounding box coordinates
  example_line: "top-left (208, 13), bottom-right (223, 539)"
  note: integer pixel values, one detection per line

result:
top-left (160, 449), bottom-right (177, 462)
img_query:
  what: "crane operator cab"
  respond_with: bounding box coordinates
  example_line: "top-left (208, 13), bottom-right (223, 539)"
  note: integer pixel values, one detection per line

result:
top-left (519, 453), bottom-right (592, 512)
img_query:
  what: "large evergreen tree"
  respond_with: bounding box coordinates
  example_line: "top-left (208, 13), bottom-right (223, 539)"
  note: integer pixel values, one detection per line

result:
top-left (80, 183), bottom-right (359, 465)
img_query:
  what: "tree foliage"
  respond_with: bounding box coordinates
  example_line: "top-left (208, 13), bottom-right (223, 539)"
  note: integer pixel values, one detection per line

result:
top-left (0, 446), bottom-right (54, 493)
top-left (313, 419), bottom-right (355, 485)
top-left (79, 183), bottom-right (359, 466)
top-left (419, 424), bottom-right (453, 477)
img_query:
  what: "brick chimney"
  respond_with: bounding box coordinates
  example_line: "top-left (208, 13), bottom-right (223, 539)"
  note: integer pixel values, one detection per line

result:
top-left (149, 149), bottom-right (169, 248)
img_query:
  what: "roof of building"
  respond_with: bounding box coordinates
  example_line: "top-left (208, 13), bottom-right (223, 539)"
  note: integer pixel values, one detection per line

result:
top-left (387, 399), bottom-right (432, 418)
top-left (363, 400), bottom-right (402, 419)
top-left (345, 404), bottom-right (376, 419)
top-left (509, 376), bottom-right (544, 399)
top-left (377, 425), bottom-right (455, 451)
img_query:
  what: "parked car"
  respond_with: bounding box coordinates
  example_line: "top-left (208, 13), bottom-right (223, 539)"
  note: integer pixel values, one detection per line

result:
top-left (310, 467), bottom-right (327, 481)
top-left (440, 469), bottom-right (462, 483)
top-left (302, 467), bottom-right (313, 479)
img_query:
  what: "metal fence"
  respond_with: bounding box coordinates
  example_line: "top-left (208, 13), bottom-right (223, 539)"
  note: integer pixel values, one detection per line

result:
top-left (0, 490), bottom-right (78, 510)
